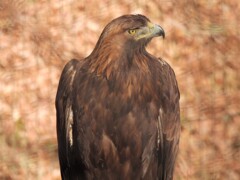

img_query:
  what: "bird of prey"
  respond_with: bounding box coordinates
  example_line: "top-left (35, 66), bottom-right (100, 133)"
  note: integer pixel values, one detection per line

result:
top-left (56, 14), bottom-right (180, 180)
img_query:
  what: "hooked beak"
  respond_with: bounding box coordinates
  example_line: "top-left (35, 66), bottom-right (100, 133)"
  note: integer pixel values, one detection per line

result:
top-left (135, 22), bottom-right (165, 40)
top-left (151, 24), bottom-right (165, 39)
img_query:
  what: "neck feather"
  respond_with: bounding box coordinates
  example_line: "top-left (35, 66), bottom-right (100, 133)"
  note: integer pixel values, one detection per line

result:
top-left (87, 40), bottom-right (150, 79)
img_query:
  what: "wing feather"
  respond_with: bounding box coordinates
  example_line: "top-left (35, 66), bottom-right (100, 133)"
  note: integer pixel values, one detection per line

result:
top-left (157, 58), bottom-right (180, 180)
top-left (55, 59), bottom-right (79, 178)
top-left (140, 58), bottom-right (180, 180)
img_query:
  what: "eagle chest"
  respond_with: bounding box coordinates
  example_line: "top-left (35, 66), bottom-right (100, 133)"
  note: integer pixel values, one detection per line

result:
top-left (75, 71), bottom-right (159, 121)
top-left (73, 70), bottom-right (159, 150)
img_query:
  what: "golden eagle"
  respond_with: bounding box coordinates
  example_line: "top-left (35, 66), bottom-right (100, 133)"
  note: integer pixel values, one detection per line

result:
top-left (56, 14), bottom-right (180, 180)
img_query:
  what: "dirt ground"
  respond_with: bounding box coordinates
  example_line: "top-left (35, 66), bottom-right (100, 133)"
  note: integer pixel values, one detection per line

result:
top-left (0, 0), bottom-right (240, 179)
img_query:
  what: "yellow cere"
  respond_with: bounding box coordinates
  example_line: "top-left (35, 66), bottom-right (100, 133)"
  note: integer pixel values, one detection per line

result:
top-left (147, 22), bottom-right (154, 29)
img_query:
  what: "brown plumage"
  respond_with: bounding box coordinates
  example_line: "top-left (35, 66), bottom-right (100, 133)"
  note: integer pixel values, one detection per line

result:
top-left (56, 14), bottom-right (180, 180)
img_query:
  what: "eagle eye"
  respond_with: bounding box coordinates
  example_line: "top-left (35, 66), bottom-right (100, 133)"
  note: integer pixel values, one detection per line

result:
top-left (128, 29), bottom-right (136, 35)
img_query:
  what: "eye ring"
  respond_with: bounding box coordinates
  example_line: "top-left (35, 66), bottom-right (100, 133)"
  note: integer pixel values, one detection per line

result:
top-left (128, 29), bottom-right (136, 35)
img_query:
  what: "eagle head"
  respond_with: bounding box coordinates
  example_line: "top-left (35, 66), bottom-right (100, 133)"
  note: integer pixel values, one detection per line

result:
top-left (88, 14), bottom-right (165, 77)
top-left (94, 14), bottom-right (165, 51)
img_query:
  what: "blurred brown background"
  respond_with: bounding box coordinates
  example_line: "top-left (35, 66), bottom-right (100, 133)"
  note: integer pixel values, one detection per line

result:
top-left (0, 0), bottom-right (239, 179)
